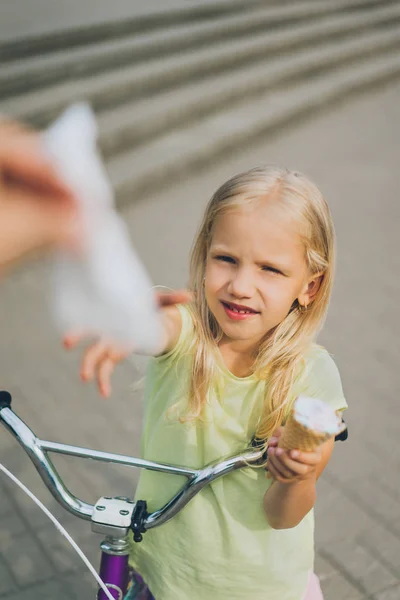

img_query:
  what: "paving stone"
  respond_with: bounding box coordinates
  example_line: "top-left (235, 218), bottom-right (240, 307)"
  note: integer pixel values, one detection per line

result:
top-left (314, 478), bottom-right (378, 546)
top-left (314, 553), bottom-right (338, 581)
top-left (2, 579), bottom-right (72, 600)
top-left (315, 552), bottom-right (368, 599)
top-left (0, 509), bottom-right (27, 553)
top-left (0, 464), bottom-right (72, 533)
top-left (343, 475), bottom-right (400, 531)
top-left (321, 539), bottom-right (399, 596)
top-left (35, 523), bottom-right (85, 575)
top-left (0, 532), bottom-right (54, 588)
top-left (61, 569), bottom-right (99, 600)
top-left (372, 584), bottom-right (400, 600)
top-left (317, 562), bottom-right (366, 600)
top-left (357, 523), bottom-right (400, 576)
top-left (0, 561), bottom-right (16, 596)
top-left (0, 482), bottom-right (15, 517)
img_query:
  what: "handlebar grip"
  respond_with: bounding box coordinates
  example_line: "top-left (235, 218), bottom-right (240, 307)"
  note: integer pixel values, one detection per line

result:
top-left (335, 422), bottom-right (348, 442)
top-left (0, 391), bottom-right (12, 410)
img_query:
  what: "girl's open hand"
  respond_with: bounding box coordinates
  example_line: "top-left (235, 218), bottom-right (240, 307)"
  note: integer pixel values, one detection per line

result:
top-left (63, 334), bottom-right (129, 398)
top-left (63, 289), bottom-right (192, 397)
top-left (266, 428), bottom-right (323, 484)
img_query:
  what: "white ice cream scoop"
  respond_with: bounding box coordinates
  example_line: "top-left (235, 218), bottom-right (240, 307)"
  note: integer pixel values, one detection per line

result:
top-left (292, 395), bottom-right (343, 435)
top-left (278, 395), bottom-right (345, 452)
top-left (44, 103), bottom-right (163, 354)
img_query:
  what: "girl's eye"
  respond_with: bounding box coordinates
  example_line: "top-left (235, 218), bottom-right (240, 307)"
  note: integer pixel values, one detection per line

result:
top-left (262, 265), bottom-right (282, 275)
top-left (215, 255), bottom-right (236, 264)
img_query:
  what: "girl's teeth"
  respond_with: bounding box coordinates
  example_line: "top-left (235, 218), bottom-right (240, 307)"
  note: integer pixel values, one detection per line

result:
top-left (231, 306), bottom-right (250, 314)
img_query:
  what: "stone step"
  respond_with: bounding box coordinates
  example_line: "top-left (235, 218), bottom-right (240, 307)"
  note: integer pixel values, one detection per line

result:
top-left (0, 0), bottom-right (265, 61)
top-left (97, 21), bottom-right (400, 158)
top-left (0, 0), bottom-right (391, 98)
top-left (108, 50), bottom-right (400, 206)
top-left (1, 0), bottom-right (399, 128)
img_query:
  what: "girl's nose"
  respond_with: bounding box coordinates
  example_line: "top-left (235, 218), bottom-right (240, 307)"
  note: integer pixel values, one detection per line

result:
top-left (227, 268), bottom-right (254, 299)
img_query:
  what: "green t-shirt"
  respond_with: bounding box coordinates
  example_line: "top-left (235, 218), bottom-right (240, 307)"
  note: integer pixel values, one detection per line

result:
top-left (129, 305), bottom-right (347, 600)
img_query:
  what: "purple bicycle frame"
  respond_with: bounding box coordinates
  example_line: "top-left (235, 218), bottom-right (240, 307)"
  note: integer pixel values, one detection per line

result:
top-left (97, 541), bottom-right (154, 600)
top-left (98, 551), bottom-right (129, 600)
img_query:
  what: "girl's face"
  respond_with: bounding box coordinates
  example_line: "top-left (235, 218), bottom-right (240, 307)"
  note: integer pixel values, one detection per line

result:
top-left (204, 202), bottom-right (320, 352)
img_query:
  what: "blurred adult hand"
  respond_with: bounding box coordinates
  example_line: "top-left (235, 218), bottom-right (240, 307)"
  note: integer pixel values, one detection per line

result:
top-left (0, 119), bottom-right (79, 273)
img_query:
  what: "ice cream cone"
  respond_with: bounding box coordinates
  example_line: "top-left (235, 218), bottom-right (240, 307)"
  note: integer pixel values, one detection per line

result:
top-left (278, 396), bottom-right (344, 452)
top-left (278, 411), bottom-right (332, 452)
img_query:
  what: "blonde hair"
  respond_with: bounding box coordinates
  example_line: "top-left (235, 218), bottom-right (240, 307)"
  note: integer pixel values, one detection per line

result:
top-left (185, 165), bottom-right (335, 442)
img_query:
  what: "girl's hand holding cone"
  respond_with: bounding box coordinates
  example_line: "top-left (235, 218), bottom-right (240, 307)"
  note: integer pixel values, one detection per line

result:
top-left (266, 396), bottom-right (343, 484)
top-left (267, 429), bottom-right (324, 485)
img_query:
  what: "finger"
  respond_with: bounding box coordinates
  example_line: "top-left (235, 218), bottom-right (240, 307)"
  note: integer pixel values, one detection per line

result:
top-left (97, 357), bottom-right (115, 398)
top-left (80, 343), bottom-right (109, 382)
top-left (156, 290), bottom-right (193, 307)
top-left (266, 459), bottom-right (295, 484)
top-left (0, 185), bottom-right (81, 267)
top-left (0, 130), bottom-right (74, 199)
top-left (288, 448), bottom-right (322, 466)
top-left (267, 437), bottom-right (279, 447)
top-left (267, 453), bottom-right (298, 480)
top-left (273, 451), bottom-right (309, 477)
top-left (107, 346), bottom-right (131, 362)
top-left (63, 332), bottom-right (86, 349)
top-left (274, 448), bottom-right (310, 475)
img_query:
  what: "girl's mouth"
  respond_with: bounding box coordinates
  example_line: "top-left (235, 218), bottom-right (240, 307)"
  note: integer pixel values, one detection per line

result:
top-left (221, 301), bottom-right (259, 321)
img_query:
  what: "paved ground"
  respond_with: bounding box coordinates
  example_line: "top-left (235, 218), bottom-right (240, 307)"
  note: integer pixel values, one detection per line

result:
top-left (0, 79), bottom-right (399, 598)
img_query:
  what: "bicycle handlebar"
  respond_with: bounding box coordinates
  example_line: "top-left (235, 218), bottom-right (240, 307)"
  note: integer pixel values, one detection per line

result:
top-left (0, 391), bottom-right (264, 531)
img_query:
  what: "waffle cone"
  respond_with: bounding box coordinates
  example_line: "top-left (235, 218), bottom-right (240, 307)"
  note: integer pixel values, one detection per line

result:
top-left (278, 410), bottom-right (333, 452)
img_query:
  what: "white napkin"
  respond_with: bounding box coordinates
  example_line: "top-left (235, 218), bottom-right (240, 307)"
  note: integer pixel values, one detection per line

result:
top-left (44, 103), bottom-right (163, 354)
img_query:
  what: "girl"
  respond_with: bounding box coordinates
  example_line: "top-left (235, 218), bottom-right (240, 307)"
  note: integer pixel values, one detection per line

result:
top-left (65, 166), bottom-right (347, 600)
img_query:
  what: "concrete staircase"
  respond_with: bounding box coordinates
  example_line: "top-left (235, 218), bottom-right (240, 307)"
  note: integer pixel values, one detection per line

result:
top-left (1, 0), bottom-right (400, 205)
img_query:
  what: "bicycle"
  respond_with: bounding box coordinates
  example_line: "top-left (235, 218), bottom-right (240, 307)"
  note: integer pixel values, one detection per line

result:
top-left (0, 390), bottom-right (348, 599)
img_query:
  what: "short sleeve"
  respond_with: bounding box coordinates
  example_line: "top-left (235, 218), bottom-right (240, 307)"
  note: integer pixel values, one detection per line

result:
top-left (294, 346), bottom-right (348, 414)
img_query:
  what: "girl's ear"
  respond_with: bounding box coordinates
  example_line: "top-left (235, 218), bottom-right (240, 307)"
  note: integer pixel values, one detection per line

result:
top-left (298, 272), bottom-right (324, 308)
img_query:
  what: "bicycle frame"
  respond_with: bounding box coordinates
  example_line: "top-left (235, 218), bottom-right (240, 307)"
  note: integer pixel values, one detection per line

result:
top-left (0, 391), bottom-right (264, 599)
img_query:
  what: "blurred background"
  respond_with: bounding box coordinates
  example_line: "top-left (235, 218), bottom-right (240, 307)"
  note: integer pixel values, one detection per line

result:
top-left (0, 0), bottom-right (400, 598)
